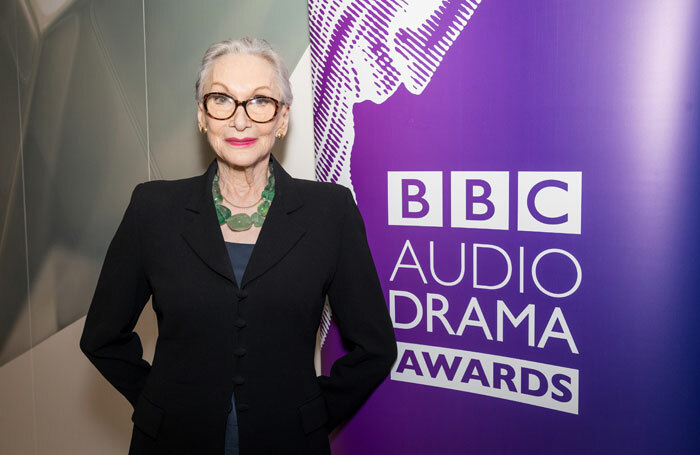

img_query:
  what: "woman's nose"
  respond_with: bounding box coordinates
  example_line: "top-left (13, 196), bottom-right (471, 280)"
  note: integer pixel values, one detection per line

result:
top-left (230, 105), bottom-right (251, 130)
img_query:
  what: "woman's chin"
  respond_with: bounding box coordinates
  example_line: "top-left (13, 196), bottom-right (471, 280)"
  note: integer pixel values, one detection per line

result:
top-left (217, 149), bottom-right (269, 168)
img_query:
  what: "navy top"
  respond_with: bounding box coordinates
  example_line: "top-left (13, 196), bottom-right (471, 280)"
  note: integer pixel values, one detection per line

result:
top-left (225, 241), bottom-right (255, 287)
top-left (224, 241), bottom-right (254, 454)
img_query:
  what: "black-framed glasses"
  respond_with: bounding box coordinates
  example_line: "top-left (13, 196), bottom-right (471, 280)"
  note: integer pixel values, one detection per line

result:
top-left (202, 92), bottom-right (281, 123)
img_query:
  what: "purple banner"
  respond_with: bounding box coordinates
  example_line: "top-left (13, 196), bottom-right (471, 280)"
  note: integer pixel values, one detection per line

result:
top-left (310, 1), bottom-right (700, 453)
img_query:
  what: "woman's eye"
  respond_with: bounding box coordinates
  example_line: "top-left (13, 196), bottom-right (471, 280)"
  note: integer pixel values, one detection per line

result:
top-left (214, 95), bottom-right (231, 104)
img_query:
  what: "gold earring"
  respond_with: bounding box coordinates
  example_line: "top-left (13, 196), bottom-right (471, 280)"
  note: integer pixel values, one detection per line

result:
top-left (200, 125), bottom-right (207, 134)
top-left (275, 131), bottom-right (285, 139)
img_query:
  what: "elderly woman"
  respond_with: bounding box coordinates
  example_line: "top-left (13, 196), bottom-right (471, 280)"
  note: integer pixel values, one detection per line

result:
top-left (79, 38), bottom-right (397, 455)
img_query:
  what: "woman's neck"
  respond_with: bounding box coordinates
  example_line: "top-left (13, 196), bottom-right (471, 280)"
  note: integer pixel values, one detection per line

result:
top-left (216, 155), bottom-right (271, 206)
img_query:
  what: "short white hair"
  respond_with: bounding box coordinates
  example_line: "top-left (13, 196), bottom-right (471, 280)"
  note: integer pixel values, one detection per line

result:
top-left (195, 37), bottom-right (293, 106)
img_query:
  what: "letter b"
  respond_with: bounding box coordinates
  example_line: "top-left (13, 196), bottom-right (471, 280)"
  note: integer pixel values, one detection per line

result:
top-left (402, 179), bottom-right (429, 218)
top-left (451, 172), bottom-right (509, 230)
top-left (388, 172), bottom-right (443, 227)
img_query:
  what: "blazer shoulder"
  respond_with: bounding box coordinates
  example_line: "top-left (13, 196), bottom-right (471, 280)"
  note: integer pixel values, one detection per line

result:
top-left (291, 177), bottom-right (350, 204)
top-left (133, 175), bottom-right (199, 205)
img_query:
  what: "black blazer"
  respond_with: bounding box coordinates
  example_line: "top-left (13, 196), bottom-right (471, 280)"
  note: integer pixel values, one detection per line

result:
top-left (79, 154), bottom-right (397, 455)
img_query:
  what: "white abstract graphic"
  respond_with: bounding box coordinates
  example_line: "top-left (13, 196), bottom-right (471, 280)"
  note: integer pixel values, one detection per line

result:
top-left (310, 0), bottom-right (484, 194)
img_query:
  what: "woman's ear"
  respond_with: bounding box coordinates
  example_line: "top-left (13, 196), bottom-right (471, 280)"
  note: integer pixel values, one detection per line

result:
top-left (197, 102), bottom-right (206, 131)
top-left (278, 105), bottom-right (290, 136)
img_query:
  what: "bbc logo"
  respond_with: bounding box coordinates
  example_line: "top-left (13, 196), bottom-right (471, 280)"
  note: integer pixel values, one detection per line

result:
top-left (387, 171), bottom-right (582, 234)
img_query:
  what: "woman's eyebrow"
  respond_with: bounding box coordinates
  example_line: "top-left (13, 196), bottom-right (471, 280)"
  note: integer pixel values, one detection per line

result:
top-left (211, 81), bottom-right (231, 92)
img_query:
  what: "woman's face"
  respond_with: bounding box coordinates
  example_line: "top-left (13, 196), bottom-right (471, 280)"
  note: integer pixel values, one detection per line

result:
top-left (197, 53), bottom-right (289, 168)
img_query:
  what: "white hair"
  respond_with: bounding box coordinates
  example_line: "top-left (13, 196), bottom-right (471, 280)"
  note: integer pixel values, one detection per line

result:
top-left (195, 37), bottom-right (293, 106)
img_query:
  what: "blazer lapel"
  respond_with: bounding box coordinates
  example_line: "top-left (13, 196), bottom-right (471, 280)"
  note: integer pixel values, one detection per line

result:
top-left (181, 154), bottom-right (306, 289)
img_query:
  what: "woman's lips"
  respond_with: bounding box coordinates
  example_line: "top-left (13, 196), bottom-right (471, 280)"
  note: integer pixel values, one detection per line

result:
top-left (225, 137), bottom-right (258, 147)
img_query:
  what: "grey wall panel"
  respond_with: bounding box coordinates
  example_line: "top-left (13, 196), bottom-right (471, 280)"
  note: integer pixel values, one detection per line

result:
top-left (18, 0), bottom-right (149, 349)
top-left (0, 0), bottom-right (32, 365)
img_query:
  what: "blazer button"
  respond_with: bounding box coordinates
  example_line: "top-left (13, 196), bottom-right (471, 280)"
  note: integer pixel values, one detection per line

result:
top-left (235, 289), bottom-right (248, 299)
top-left (234, 347), bottom-right (247, 357)
top-left (236, 403), bottom-right (249, 411)
top-left (233, 375), bottom-right (245, 385)
top-left (234, 319), bottom-right (247, 328)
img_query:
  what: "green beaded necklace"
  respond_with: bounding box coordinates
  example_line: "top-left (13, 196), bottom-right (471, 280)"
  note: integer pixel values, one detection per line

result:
top-left (212, 159), bottom-right (275, 231)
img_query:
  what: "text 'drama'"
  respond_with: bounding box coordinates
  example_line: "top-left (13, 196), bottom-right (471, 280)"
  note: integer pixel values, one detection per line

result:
top-left (390, 342), bottom-right (579, 414)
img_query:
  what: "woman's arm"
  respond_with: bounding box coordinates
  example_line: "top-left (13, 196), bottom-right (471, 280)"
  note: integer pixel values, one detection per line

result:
top-left (319, 185), bottom-right (398, 433)
top-left (79, 183), bottom-right (153, 408)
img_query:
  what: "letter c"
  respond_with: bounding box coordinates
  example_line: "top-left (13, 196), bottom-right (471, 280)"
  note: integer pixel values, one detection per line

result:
top-left (527, 179), bottom-right (568, 225)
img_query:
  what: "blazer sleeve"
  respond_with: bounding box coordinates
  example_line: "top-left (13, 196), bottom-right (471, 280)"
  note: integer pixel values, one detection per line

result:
top-left (79, 183), bottom-right (153, 408)
top-left (319, 186), bottom-right (398, 434)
